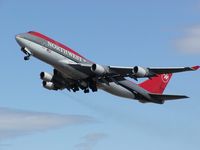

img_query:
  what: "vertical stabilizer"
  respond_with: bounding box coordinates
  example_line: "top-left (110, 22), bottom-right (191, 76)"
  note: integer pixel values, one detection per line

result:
top-left (139, 74), bottom-right (172, 94)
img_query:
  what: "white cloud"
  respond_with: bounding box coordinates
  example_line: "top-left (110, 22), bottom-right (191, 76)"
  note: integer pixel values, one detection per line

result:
top-left (0, 107), bottom-right (94, 140)
top-left (75, 133), bottom-right (107, 150)
top-left (176, 25), bottom-right (200, 53)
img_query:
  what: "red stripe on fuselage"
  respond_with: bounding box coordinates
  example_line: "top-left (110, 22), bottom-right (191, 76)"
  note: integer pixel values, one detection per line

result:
top-left (28, 31), bottom-right (90, 62)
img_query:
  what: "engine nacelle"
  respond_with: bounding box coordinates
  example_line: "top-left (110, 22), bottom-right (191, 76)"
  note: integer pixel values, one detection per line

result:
top-left (91, 64), bottom-right (107, 75)
top-left (42, 81), bottom-right (55, 90)
top-left (40, 72), bottom-right (53, 82)
top-left (133, 66), bottom-right (149, 77)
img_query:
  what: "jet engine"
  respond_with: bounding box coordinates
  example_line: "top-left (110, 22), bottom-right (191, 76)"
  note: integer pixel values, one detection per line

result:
top-left (40, 72), bottom-right (53, 82)
top-left (91, 64), bottom-right (108, 75)
top-left (42, 81), bottom-right (55, 90)
top-left (133, 66), bottom-right (149, 77)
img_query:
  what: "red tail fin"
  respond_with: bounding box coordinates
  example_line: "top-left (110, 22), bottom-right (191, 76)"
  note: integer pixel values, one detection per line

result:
top-left (139, 74), bottom-right (172, 94)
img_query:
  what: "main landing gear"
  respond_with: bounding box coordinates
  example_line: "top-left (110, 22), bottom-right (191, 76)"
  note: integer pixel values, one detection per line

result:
top-left (21, 47), bottom-right (32, 61)
top-left (84, 88), bottom-right (90, 93)
top-left (24, 55), bottom-right (30, 61)
top-left (83, 81), bottom-right (97, 93)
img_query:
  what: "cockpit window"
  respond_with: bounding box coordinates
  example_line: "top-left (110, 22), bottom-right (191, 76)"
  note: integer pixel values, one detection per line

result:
top-left (28, 31), bottom-right (35, 33)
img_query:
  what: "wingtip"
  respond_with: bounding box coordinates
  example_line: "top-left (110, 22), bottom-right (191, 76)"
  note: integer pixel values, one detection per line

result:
top-left (191, 65), bottom-right (200, 70)
top-left (184, 96), bottom-right (190, 99)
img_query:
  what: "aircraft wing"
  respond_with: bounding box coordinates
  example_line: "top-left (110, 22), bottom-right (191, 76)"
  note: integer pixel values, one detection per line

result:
top-left (146, 66), bottom-right (200, 74)
top-left (66, 62), bottom-right (199, 80)
top-left (109, 65), bottom-right (200, 76)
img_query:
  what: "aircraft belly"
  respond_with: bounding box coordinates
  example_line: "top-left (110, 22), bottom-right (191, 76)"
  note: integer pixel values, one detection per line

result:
top-left (99, 82), bottom-right (135, 99)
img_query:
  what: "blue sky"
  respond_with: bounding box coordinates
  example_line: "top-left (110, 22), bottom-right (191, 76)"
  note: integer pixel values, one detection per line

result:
top-left (0, 0), bottom-right (200, 150)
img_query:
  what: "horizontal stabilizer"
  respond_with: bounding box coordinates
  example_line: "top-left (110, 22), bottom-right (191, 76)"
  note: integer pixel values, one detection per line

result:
top-left (149, 93), bottom-right (189, 101)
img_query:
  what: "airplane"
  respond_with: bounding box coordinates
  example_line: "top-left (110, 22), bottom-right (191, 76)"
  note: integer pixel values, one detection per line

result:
top-left (15, 31), bottom-right (199, 104)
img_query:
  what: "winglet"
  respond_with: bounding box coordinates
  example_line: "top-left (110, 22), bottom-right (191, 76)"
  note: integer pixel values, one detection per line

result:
top-left (191, 66), bottom-right (200, 71)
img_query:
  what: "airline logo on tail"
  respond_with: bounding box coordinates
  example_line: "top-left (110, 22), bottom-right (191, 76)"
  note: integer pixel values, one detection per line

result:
top-left (161, 74), bottom-right (170, 83)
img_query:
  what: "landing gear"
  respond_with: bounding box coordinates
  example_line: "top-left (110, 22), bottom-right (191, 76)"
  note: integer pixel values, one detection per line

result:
top-left (91, 86), bottom-right (97, 92)
top-left (24, 55), bottom-right (30, 60)
top-left (64, 79), bottom-right (98, 94)
top-left (84, 88), bottom-right (89, 93)
top-left (21, 47), bottom-right (31, 61)
top-left (72, 89), bottom-right (77, 92)
top-left (89, 81), bottom-right (98, 92)
top-left (72, 88), bottom-right (79, 92)
top-left (72, 85), bottom-right (79, 92)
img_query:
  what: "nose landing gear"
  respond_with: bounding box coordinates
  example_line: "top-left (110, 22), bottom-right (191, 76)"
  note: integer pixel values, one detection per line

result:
top-left (21, 47), bottom-right (32, 61)
top-left (24, 55), bottom-right (30, 60)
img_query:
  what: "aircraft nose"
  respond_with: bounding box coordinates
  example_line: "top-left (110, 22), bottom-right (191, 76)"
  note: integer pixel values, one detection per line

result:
top-left (15, 34), bottom-right (21, 42)
top-left (15, 34), bottom-right (24, 47)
